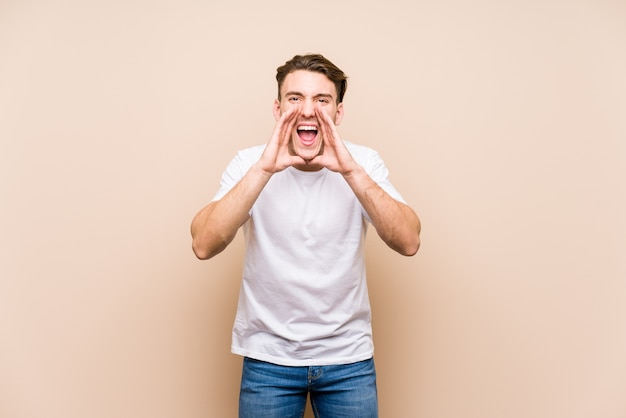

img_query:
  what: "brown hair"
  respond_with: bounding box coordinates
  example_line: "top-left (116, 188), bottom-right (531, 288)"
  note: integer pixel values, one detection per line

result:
top-left (276, 54), bottom-right (348, 104)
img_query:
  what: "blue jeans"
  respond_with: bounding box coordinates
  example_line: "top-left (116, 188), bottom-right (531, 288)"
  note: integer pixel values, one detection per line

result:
top-left (239, 357), bottom-right (378, 418)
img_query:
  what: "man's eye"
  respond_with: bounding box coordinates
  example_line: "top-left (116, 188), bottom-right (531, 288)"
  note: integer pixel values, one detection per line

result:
top-left (288, 97), bottom-right (301, 102)
top-left (317, 98), bottom-right (329, 104)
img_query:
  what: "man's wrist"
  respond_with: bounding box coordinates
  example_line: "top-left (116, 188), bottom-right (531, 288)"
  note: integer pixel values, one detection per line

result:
top-left (251, 161), bottom-right (275, 180)
top-left (341, 163), bottom-right (365, 181)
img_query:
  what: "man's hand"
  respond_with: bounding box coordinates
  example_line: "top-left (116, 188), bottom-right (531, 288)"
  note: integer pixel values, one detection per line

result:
top-left (258, 106), bottom-right (306, 174)
top-left (311, 105), bottom-right (358, 175)
top-left (311, 105), bottom-right (420, 256)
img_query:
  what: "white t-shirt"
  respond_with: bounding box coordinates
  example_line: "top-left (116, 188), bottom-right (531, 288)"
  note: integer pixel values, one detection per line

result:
top-left (211, 141), bottom-right (406, 366)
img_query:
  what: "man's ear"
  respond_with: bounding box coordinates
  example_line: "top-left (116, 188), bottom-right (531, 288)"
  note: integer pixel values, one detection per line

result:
top-left (273, 98), bottom-right (281, 121)
top-left (334, 102), bottom-right (344, 126)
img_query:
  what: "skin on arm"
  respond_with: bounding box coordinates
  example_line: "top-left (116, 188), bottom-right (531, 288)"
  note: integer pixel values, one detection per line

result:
top-left (191, 106), bottom-right (304, 260)
top-left (312, 106), bottom-right (421, 256)
top-left (190, 165), bottom-right (270, 260)
top-left (343, 168), bottom-right (421, 256)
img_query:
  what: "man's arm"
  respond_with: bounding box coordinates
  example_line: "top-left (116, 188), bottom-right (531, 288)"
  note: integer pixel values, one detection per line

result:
top-left (191, 106), bottom-right (304, 260)
top-left (343, 167), bottom-right (421, 256)
top-left (191, 163), bottom-right (272, 260)
top-left (312, 105), bottom-right (421, 256)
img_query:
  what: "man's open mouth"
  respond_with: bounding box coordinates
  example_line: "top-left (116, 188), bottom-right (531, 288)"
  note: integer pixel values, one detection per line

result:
top-left (296, 125), bottom-right (318, 145)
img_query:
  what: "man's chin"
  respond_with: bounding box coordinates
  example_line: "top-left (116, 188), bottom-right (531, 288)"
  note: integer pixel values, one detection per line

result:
top-left (294, 146), bottom-right (322, 162)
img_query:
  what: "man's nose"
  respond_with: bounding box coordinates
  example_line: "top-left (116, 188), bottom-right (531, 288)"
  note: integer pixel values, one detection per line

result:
top-left (301, 99), bottom-right (315, 116)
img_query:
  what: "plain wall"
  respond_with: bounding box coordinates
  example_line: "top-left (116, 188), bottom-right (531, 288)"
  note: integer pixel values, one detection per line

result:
top-left (1, 0), bottom-right (625, 417)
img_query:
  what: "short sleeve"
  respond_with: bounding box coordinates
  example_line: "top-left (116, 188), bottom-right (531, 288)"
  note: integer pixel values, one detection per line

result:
top-left (210, 145), bottom-right (264, 202)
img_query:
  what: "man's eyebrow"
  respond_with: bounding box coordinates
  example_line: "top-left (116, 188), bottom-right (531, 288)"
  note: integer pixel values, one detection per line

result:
top-left (284, 91), bottom-right (334, 99)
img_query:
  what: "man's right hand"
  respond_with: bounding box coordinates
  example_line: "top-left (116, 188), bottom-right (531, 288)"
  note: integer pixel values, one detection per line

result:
top-left (258, 106), bottom-right (305, 174)
top-left (191, 106), bottom-right (306, 260)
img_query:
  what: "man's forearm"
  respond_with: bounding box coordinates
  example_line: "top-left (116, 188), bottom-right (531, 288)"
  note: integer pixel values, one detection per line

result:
top-left (343, 166), bottom-right (421, 256)
top-left (191, 163), bottom-right (272, 260)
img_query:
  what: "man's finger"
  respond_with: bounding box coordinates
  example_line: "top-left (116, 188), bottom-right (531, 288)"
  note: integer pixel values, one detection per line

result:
top-left (315, 106), bottom-right (338, 145)
top-left (278, 107), bottom-right (300, 145)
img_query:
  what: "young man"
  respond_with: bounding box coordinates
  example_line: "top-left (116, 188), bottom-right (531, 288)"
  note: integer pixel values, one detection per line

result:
top-left (191, 54), bottom-right (421, 418)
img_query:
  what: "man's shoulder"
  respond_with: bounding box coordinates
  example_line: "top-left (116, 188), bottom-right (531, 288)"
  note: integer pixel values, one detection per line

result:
top-left (344, 140), bottom-right (374, 153)
top-left (227, 144), bottom-right (266, 168)
top-left (344, 141), bottom-right (380, 163)
top-left (236, 144), bottom-right (266, 158)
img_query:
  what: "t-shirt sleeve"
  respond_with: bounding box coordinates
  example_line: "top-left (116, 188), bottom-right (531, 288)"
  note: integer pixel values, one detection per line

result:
top-left (362, 148), bottom-right (407, 205)
top-left (210, 148), bottom-right (257, 202)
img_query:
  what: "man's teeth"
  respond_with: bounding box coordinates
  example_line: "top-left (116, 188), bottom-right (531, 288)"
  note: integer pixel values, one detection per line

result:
top-left (298, 126), bottom-right (317, 131)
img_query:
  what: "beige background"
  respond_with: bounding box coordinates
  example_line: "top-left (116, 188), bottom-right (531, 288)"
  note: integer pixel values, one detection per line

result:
top-left (1, 0), bottom-right (625, 417)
